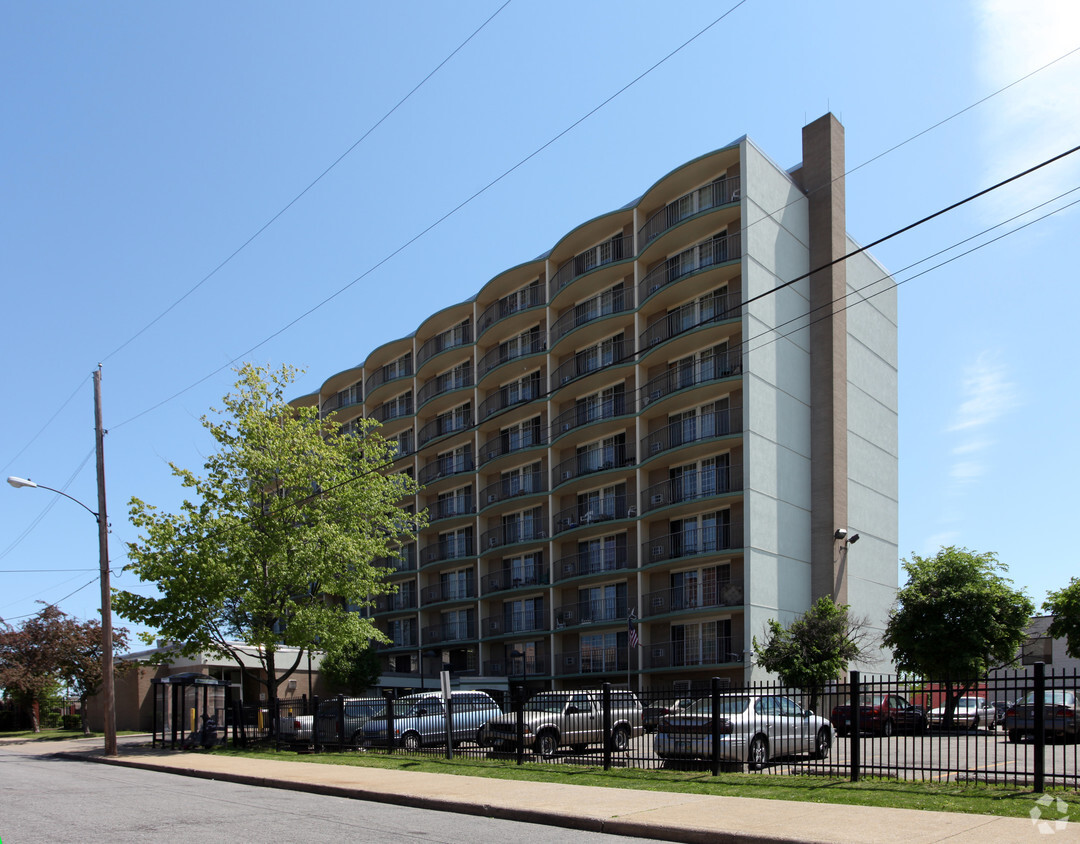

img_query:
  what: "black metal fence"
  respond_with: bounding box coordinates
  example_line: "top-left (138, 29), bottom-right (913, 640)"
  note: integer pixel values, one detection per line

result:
top-left (229, 665), bottom-right (1079, 790)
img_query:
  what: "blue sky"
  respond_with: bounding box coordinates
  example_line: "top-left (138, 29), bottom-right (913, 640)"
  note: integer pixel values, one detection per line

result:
top-left (2, 1), bottom-right (1078, 641)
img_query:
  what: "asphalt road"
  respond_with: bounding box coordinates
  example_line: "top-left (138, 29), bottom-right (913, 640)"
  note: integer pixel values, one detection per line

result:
top-left (0, 742), bottom-right (665, 844)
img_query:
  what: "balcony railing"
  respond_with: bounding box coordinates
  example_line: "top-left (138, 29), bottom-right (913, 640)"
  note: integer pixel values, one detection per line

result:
top-left (370, 393), bottom-right (413, 424)
top-left (429, 496), bottom-right (476, 522)
top-left (549, 288), bottom-right (630, 345)
top-left (479, 518), bottom-right (548, 552)
top-left (365, 360), bottom-right (413, 396)
top-left (549, 232), bottom-right (634, 298)
top-left (641, 581), bottom-right (744, 618)
top-left (417, 366), bottom-right (474, 409)
top-left (640, 407), bottom-right (743, 460)
top-left (375, 591), bottom-right (418, 613)
top-left (417, 453), bottom-right (474, 486)
top-left (483, 653), bottom-right (548, 677)
top-left (480, 611), bottom-right (549, 637)
top-left (418, 410), bottom-right (473, 447)
top-left (421, 580), bottom-right (476, 606)
top-left (642, 523), bottom-right (745, 566)
top-left (555, 648), bottom-right (632, 676)
top-left (637, 175), bottom-right (740, 248)
top-left (422, 619), bottom-right (477, 645)
top-left (417, 321), bottom-right (473, 367)
top-left (478, 423), bottom-right (547, 465)
top-left (480, 567), bottom-right (548, 595)
top-left (477, 334), bottom-right (546, 379)
top-left (419, 536), bottom-right (475, 567)
top-left (643, 638), bottom-right (743, 670)
top-left (479, 472), bottom-right (547, 509)
top-left (640, 291), bottom-right (742, 351)
top-left (639, 354), bottom-right (742, 409)
top-left (377, 631), bottom-right (419, 650)
top-left (550, 338), bottom-right (626, 392)
top-left (374, 546), bottom-right (417, 574)
top-left (477, 283), bottom-right (546, 338)
top-left (641, 465), bottom-right (743, 514)
top-left (320, 386), bottom-right (362, 416)
top-left (553, 547), bottom-right (633, 582)
top-left (550, 396), bottom-right (631, 440)
top-left (639, 232), bottom-right (742, 303)
top-left (477, 377), bottom-right (544, 420)
top-left (553, 496), bottom-right (630, 535)
top-left (554, 597), bottom-right (629, 630)
top-left (551, 444), bottom-right (634, 487)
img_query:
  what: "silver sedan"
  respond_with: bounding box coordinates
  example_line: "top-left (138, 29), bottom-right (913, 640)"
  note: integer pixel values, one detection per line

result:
top-left (653, 693), bottom-right (833, 769)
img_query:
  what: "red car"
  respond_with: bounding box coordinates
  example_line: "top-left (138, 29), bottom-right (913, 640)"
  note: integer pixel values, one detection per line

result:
top-left (830, 693), bottom-right (927, 737)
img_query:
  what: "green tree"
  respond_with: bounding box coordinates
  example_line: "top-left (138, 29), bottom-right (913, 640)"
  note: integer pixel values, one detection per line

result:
top-left (1044, 577), bottom-right (1080, 660)
top-left (114, 364), bottom-right (423, 705)
top-left (883, 546), bottom-right (1033, 727)
top-left (56, 615), bottom-right (131, 735)
top-left (0, 606), bottom-right (69, 732)
top-left (320, 639), bottom-right (382, 696)
top-left (752, 596), bottom-right (870, 714)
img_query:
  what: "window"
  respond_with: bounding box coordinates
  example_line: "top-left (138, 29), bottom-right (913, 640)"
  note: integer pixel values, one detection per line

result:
top-left (670, 511), bottom-right (731, 557)
top-left (579, 631), bottom-right (625, 672)
top-left (502, 506), bottom-right (543, 543)
top-left (439, 527), bottom-right (473, 559)
top-left (671, 619), bottom-right (732, 666)
top-left (500, 370), bottom-right (542, 405)
top-left (576, 434), bottom-right (625, 474)
top-left (437, 485), bottom-right (472, 519)
top-left (440, 567), bottom-right (471, 600)
top-left (579, 582), bottom-right (626, 622)
top-left (504, 597), bottom-right (543, 632)
top-left (578, 534), bottom-right (625, 573)
top-left (577, 483), bottom-right (625, 522)
top-left (502, 462), bottom-right (542, 496)
top-left (575, 384), bottom-right (625, 424)
top-left (671, 564), bottom-right (730, 608)
top-left (501, 416), bottom-right (542, 452)
top-left (506, 552), bottom-right (542, 586)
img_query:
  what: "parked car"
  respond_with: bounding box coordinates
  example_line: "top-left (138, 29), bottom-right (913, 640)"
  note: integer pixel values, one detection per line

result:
top-left (990, 700), bottom-right (1010, 729)
top-left (479, 689), bottom-right (643, 757)
top-left (360, 691), bottom-right (503, 751)
top-left (830, 693), bottom-right (926, 737)
top-left (643, 697), bottom-right (696, 733)
top-left (654, 693), bottom-right (832, 768)
top-left (1005, 690), bottom-right (1079, 743)
top-left (314, 697), bottom-right (386, 746)
top-left (926, 696), bottom-right (995, 730)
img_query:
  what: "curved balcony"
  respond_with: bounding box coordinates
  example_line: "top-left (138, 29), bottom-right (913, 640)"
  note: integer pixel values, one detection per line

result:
top-left (553, 496), bottom-right (630, 536)
top-left (477, 376), bottom-right (544, 421)
top-left (422, 619), bottom-right (477, 645)
top-left (428, 496), bottom-right (476, 523)
top-left (640, 464), bottom-right (744, 515)
top-left (638, 232), bottom-right (741, 304)
top-left (642, 523), bottom-right (745, 568)
top-left (477, 283), bottom-right (547, 339)
top-left (481, 566), bottom-right (548, 596)
top-left (377, 630), bottom-right (419, 651)
top-left (479, 471), bottom-right (547, 510)
top-left (320, 384), bottom-right (362, 417)
top-left (550, 395), bottom-right (632, 442)
top-left (638, 353), bottom-right (743, 410)
top-left (481, 612), bottom-right (549, 638)
top-left (549, 288), bottom-right (630, 347)
top-left (370, 393), bottom-right (414, 425)
top-left (640, 291), bottom-right (742, 352)
top-left (640, 580), bottom-right (744, 618)
top-left (419, 536), bottom-right (475, 568)
top-left (479, 518), bottom-right (548, 553)
top-left (418, 409), bottom-right (473, 448)
top-left (417, 366), bottom-right (474, 411)
top-left (418, 453), bottom-right (474, 486)
top-left (484, 651), bottom-right (548, 678)
top-left (477, 333), bottom-right (546, 380)
top-left (638, 175), bottom-right (740, 248)
top-left (417, 321), bottom-right (473, 369)
top-left (551, 444), bottom-right (634, 489)
top-left (553, 547), bottom-right (633, 583)
top-left (554, 597), bottom-right (629, 630)
top-left (374, 591), bottom-right (418, 614)
top-left (550, 338), bottom-right (626, 393)
top-left (640, 407), bottom-right (743, 462)
top-left (644, 639), bottom-right (743, 671)
top-left (548, 232), bottom-right (634, 299)
top-left (365, 359), bottom-right (413, 399)
top-left (478, 423), bottom-right (547, 467)
top-left (374, 546), bottom-right (417, 575)
top-left (555, 649), bottom-right (630, 676)
top-left (421, 580), bottom-right (476, 607)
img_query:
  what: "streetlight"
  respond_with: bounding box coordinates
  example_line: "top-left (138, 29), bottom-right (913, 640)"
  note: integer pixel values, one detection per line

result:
top-left (6, 366), bottom-right (116, 756)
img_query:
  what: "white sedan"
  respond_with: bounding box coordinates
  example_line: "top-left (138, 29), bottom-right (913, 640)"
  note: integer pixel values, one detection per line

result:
top-left (927, 696), bottom-right (995, 729)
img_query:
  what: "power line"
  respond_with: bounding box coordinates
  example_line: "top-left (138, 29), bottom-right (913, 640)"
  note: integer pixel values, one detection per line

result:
top-left (100, 0), bottom-right (516, 365)
top-left (0, 375), bottom-right (89, 477)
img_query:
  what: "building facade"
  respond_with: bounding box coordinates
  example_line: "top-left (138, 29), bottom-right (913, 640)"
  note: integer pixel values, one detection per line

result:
top-left (296, 114), bottom-right (898, 693)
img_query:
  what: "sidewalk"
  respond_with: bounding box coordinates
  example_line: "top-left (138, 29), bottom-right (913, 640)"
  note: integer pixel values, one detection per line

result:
top-left (50, 738), bottom-right (1077, 843)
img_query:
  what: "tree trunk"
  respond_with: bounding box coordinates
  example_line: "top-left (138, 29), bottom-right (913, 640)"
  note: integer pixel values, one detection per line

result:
top-left (80, 695), bottom-right (92, 736)
top-left (266, 648), bottom-right (278, 737)
top-left (30, 699), bottom-right (40, 733)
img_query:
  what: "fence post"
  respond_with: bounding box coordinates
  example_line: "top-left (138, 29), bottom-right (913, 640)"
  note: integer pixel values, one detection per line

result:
top-left (514, 683), bottom-right (526, 766)
top-left (444, 695), bottom-right (454, 760)
top-left (711, 677), bottom-right (721, 777)
top-left (311, 695), bottom-right (321, 753)
top-left (1034, 661), bottom-right (1045, 793)
top-left (336, 694), bottom-right (346, 753)
top-left (849, 671), bottom-right (861, 783)
top-left (383, 688), bottom-right (395, 755)
top-left (602, 683), bottom-right (612, 771)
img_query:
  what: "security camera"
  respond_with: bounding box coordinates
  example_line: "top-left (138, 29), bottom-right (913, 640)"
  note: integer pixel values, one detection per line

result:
top-left (833, 528), bottom-right (847, 540)
top-left (848, 533), bottom-right (860, 545)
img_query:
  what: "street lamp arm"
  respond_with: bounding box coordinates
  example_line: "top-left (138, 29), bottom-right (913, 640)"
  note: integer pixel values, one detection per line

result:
top-left (7, 477), bottom-right (100, 521)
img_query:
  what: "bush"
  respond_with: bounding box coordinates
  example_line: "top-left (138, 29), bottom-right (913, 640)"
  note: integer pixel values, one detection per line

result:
top-left (61, 714), bottom-right (82, 731)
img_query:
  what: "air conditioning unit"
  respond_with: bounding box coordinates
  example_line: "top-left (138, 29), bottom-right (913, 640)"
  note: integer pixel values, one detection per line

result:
top-left (488, 494), bottom-right (496, 503)
top-left (488, 450), bottom-right (498, 459)
top-left (651, 390), bottom-right (662, 400)
top-left (489, 620), bottom-right (499, 631)
top-left (650, 494), bottom-right (664, 505)
top-left (652, 647), bottom-right (665, 658)
top-left (652, 545), bottom-right (663, 558)
top-left (561, 471), bottom-right (572, 481)
top-left (562, 423), bottom-right (572, 432)
top-left (649, 284), bottom-right (661, 294)
top-left (651, 442), bottom-right (662, 453)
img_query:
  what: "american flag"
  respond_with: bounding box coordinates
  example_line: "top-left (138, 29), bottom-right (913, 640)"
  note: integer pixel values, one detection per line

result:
top-left (627, 609), bottom-right (640, 648)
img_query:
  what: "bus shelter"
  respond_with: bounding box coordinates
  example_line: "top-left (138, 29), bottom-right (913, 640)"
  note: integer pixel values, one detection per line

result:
top-left (152, 673), bottom-right (229, 749)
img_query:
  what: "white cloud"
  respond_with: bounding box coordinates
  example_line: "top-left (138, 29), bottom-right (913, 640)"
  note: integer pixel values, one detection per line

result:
top-left (974, 1), bottom-right (1080, 217)
top-left (944, 350), bottom-right (1019, 490)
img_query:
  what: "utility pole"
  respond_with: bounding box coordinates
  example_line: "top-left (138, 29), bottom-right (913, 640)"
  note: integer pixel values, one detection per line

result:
top-left (94, 365), bottom-right (117, 757)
